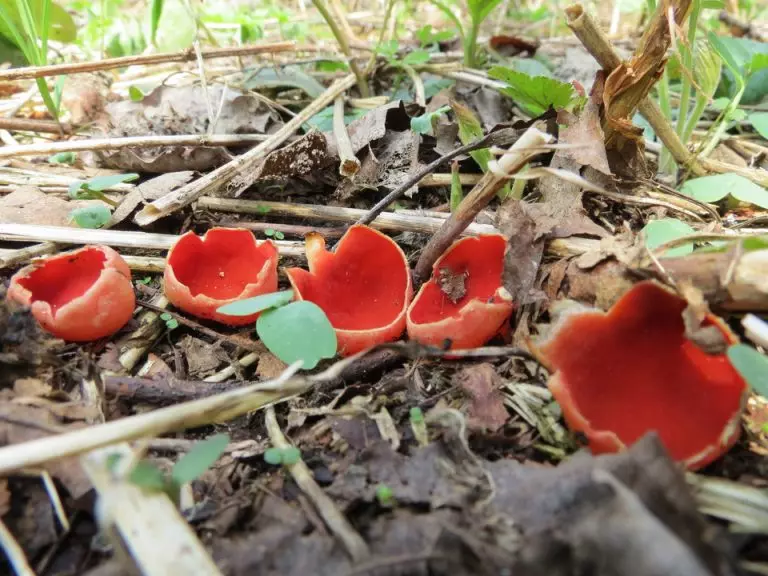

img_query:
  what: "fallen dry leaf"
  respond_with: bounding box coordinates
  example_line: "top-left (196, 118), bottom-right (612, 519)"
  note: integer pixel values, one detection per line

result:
top-left (455, 363), bottom-right (509, 432)
top-left (0, 187), bottom-right (105, 226)
top-left (496, 199), bottom-right (546, 306)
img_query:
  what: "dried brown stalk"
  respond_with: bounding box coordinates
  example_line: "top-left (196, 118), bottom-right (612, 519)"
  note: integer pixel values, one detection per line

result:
top-left (413, 126), bottom-right (552, 283)
top-left (0, 42), bottom-right (297, 81)
top-left (333, 95), bottom-right (361, 178)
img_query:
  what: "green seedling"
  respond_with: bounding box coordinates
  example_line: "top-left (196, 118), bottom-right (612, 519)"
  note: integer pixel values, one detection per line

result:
top-left (409, 406), bottom-right (429, 447)
top-left (216, 289), bottom-right (337, 370)
top-left (263, 446), bottom-right (301, 466)
top-left (49, 151), bottom-right (77, 165)
top-left (127, 433), bottom-right (230, 506)
top-left (263, 228), bottom-right (285, 240)
top-left (69, 173), bottom-right (139, 207)
top-left (488, 66), bottom-right (580, 117)
top-left (427, 0), bottom-right (503, 67)
top-left (375, 484), bottom-right (395, 507)
top-left (159, 312), bottom-right (179, 331)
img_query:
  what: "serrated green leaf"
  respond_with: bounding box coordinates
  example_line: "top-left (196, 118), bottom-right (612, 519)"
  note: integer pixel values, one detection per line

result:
top-left (410, 105), bottom-right (450, 135)
top-left (171, 433), bottom-right (230, 485)
top-left (69, 205), bottom-right (112, 229)
top-left (680, 173), bottom-right (768, 208)
top-left (256, 301), bottom-right (337, 370)
top-left (488, 66), bottom-right (575, 116)
top-left (693, 39), bottom-right (722, 99)
top-left (402, 49), bottom-right (431, 66)
top-left (86, 173), bottom-right (139, 191)
top-left (642, 218), bottom-right (695, 257)
top-left (510, 57), bottom-right (553, 78)
top-left (750, 112), bottom-right (768, 138)
top-left (129, 460), bottom-right (168, 491)
top-left (216, 290), bottom-right (294, 317)
top-left (727, 344), bottom-right (768, 398)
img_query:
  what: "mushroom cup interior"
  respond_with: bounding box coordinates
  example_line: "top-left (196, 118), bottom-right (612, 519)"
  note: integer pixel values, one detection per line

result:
top-left (409, 235), bottom-right (507, 325)
top-left (289, 228), bottom-right (409, 331)
top-left (543, 282), bottom-right (745, 462)
top-left (16, 247), bottom-right (107, 317)
top-left (169, 230), bottom-right (274, 299)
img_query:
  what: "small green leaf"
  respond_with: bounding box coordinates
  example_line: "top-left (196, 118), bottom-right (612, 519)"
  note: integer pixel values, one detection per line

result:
top-left (280, 446), bottom-right (301, 466)
top-left (244, 65), bottom-right (326, 98)
top-left (274, 231), bottom-right (285, 240)
top-left (86, 173), bottom-right (139, 192)
top-left (642, 218), bottom-right (695, 257)
top-left (129, 85), bottom-right (145, 101)
top-left (106, 453), bottom-right (123, 472)
top-left (750, 112), bottom-right (768, 139)
top-left (409, 406), bottom-right (424, 423)
top-left (256, 301), bottom-right (337, 370)
top-left (410, 105), bottom-right (450, 136)
top-left (264, 447), bottom-right (283, 465)
top-left (216, 290), bottom-right (295, 317)
top-left (264, 228), bottom-right (275, 237)
top-left (129, 460), bottom-right (168, 491)
top-left (375, 484), bottom-right (395, 507)
top-left (68, 180), bottom-right (85, 198)
top-left (402, 49), bottom-right (431, 66)
top-left (49, 151), bottom-right (76, 165)
top-left (165, 318), bottom-right (179, 330)
top-left (69, 205), bottom-right (111, 229)
top-left (727, 344), bottom-right (768, 398)
top-left (488, 66), bottom-right (575, 116)
top-left (171, 433), bottom-right (230, 485)
top-left (160, 312), bottom-right (172, 321)
top-left (680, 173), bottom-right (768, 208)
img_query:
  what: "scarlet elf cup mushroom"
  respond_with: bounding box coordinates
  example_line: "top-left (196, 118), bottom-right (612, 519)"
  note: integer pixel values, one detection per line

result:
top-left (285, 225), bottom-right (413, 356)
top-left (406, 234), bottom-right (514, 350)
top-left (536, 280), bottom-right (748, 470)
top-left (163, 227), bottom-right (278, 325)
top-left (7, 245), bottom-right (135, 342)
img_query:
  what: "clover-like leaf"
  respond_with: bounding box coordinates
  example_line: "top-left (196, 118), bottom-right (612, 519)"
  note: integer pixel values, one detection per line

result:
top-left (216, 290), bottom-right (294, 317)
top-left (680, 173), bottom-right (768, 208)
top-left (642, 218), bottom-right (695, 258)
top-left (256, 300), bottom-right (337, 370)
top-left (69, 204), bottom-right (112, 229)
top-left (727, 344), bottom-right (768, 398)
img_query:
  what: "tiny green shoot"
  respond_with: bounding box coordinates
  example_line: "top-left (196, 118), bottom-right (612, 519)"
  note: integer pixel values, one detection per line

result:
top-left (375, 484), bottom-right (395, 507)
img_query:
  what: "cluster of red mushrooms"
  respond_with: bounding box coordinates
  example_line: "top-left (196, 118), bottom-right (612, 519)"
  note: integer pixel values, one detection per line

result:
top-left (5, 225), bottom-right (748, 470)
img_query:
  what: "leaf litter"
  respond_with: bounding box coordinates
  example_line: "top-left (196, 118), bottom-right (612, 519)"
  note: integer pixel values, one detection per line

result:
top-left (1, 1), bottom-right (768, 574)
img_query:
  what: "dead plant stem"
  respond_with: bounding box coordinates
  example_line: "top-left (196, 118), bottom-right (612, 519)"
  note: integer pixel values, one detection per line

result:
top-left (334, 95), bottom-right (361, 178)
top-left (265, 407), bottom-right (370, 561)
top-left (0, 42), bottom-right (297, 81)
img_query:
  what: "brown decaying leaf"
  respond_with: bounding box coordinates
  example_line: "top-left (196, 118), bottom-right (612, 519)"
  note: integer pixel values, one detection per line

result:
top-left (496, 200), bottom-right (546, 306)
top-left (0, 187), bottom-right (105, 226)
top-left (558, 72), bottom-right (611, 176)
top-left (437, 267), bottom-right (469, 303)
top-left (109, 171), bottom-right (195, 227)
top-left (455, 363), bottom-right (509, 432)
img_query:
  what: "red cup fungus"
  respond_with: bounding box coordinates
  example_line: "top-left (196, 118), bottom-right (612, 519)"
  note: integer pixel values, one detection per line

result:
top-left (164, 227), bottom-right (278, 326)
top-left (7, 245), bottom-right (135, 342)
top-left (537, 280), bottom-right (748, 470)
top-left (406, 234), bottom-right (514, 350)
top-left (285, 224), bottom-right (413, 356)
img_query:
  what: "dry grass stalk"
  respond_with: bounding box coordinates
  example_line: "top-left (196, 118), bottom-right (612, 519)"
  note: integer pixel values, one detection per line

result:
top-left (265, 407), bottom-right (370, 561)
top-left (82, 445), bottom-right (222, 576)
top-left (0, 42), bottom-right (297, 81)
top-left (334, 95), bottom-right (361, 178)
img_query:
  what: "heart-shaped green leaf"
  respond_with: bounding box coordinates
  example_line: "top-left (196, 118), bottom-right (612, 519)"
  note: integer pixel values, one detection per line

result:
top-left (680, 173), bottom-right (768, 208)
top-left (642, 218), bottom-right (695, 257)
top-left (727, 344), bottom-right (768, 398)
top-left (216, 290), bottom-right (294, 317)
top-left (750, 112), bottom-right (768, 139)
top-left (256, 301), bottom-right (337, 370)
